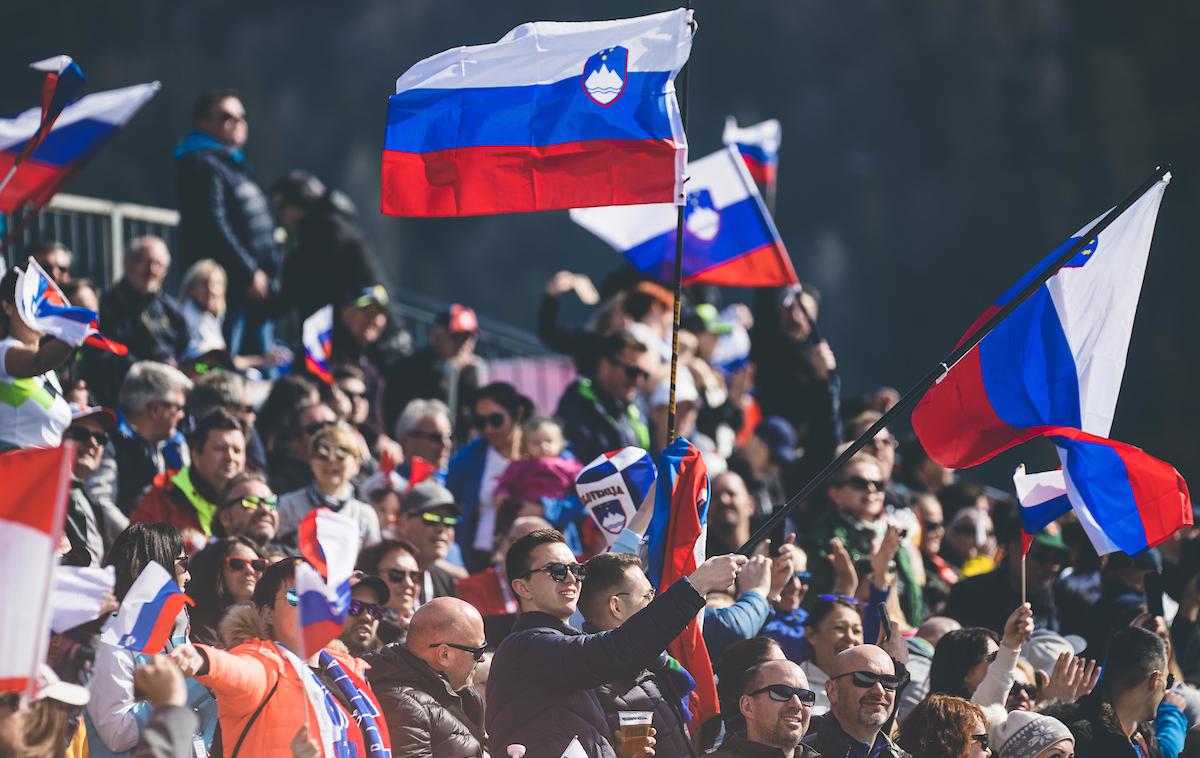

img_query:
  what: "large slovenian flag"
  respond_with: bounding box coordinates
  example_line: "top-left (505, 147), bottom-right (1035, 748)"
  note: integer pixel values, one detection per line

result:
top-left (0, 445), bottom-right (72, 695)
top-left (17, 258), bottom-right (127, 355)
top-left (912, 174), bottom-right (1169, 469)
top-left (571, 146), bottom-right (798, 287)
top-left (381, 9), bottom-right (693, 217)
top-left (1013, 432), bottom-right (1191, 556)
top-left (296, 508), bottom-right (361, 657)
top-left (645, 437), bottom-right (718, 730)
top-left (0, 81), bottom-right (160, 212)
top-left (301, 305), bottom-right (334, 385)
top-left (100, 561), bottom-right (194, 654)
top-left (722, 116), bottom-right (781, 189)
top-left (576, 447), bottom-right (657, 547)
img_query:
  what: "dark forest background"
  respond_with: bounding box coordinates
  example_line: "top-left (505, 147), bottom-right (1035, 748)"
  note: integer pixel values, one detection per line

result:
top-left (4, 1), bottom-right (1198, 488)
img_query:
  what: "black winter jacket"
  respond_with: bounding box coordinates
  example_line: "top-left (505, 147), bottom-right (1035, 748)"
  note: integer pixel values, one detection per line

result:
top-left (800, 713), bottom-right (910, 758)
top-left (485, 578), bottom-right (706, 758)
top-left (365, 643), bottom-right (486, 758)
top-left (1042, 690), bottom-right (1161, 758)
top-left (275, 202), bottom-right (385, 322)
top-left (593, 656), bottom-right (695, 758)
top-left (707, 732), bottom-right (822, 758)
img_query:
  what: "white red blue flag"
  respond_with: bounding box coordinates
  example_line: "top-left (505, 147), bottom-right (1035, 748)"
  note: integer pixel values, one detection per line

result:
top-left (301, 305), bottom-right (334, 385)
top-left (100, 560), bottom-right (193, 654)
top-left (645, 437), bottom-right (718, 729)
top-left (0, 445), bottom-right (72, 695)
top-left (381, 9), bottom-right (693, 217)
top-left (0, 81), bottom-right (160, 212)
top-left (296, 508), bottom-right (361, 657)
top-left (576, 447), bottom-right (657, 547)
top-left (570, 146), bottom-right (797, 287)
top-left (16, 258), bottom-right (127, 355)
top-left (12, 56), bottom-right (86, 168)
top-left (722, 116), bottom-right (781, 189)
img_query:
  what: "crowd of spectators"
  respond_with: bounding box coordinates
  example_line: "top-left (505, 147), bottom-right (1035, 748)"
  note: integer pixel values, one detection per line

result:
top-left (1, 87), bottom-right (1198, 758)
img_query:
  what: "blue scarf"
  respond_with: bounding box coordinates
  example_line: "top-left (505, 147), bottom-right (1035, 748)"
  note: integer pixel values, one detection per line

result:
top-left (320, 651), bottom-right (391, 757)
top-left (173, 129), bottom-right (245, 164)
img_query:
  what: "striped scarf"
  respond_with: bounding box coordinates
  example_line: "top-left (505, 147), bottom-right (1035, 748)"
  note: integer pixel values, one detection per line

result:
top-left (658, 652), bottom-right (697, 723)
top-left (320, 651), bottom-right (391, 756)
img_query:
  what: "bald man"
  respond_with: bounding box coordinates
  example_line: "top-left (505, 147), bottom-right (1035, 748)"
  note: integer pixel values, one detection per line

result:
top-left (710, 659), bottom-right (821, 757)
top-left (897, 616), bottom-right (961, 721)
top-left (801, 645), bottom-right (912, 757)
top-left (366, 597), bottom-right (488, 757)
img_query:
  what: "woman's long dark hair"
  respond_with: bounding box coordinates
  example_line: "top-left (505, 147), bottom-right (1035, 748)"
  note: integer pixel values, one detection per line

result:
top-left (0, 268), bottom-right (19, 336)
top-left (103, 523), bottom-right (185, 601)
top-left (186, 537), bottom-right (264, 645)
top-left (928, 627), bottom-right (999, 699)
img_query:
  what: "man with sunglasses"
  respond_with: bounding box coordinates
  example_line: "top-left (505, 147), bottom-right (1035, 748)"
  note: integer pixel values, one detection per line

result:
top-left (555, 330), bottom-right (653, 465)
top-left (367, 597), bottom-right (488, 757)
top-left (710, 660), bottom-right (821, 758)
top-left (486, 528), bottom-right (746, 758)
top-left (214, 471), bottom-right (286, 552)
top-left (394, 482), bottom-right (463, 604)
top-left (63, 404), bottom-right (122, 565)
top-left (802, 645), bottom-right (912, 757)
top-left (176, 89), bottom-right (281, 356)
top-left (340, 575), bottom-right (391, 658)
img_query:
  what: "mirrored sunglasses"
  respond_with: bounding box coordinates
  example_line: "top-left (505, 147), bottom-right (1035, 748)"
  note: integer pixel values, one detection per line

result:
top-left (228, 495), bottom-right (278, 511)
top-left (348, 600), bottom-right (386, 620)
top-left (419, 512), bottom-right (459, 527)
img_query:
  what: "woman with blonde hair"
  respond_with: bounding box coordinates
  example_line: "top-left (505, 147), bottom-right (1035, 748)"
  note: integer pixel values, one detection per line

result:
top-left (179, 258), bottom-right (229, 355)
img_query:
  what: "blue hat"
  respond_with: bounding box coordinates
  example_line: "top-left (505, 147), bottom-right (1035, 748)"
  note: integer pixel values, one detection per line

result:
top-left (755, 416), bottom-right (798, 464)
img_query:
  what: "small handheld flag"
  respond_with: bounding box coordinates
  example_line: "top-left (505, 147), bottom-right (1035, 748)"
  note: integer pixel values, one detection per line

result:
top-left (16, 258), bottom-right (127, 355)
top-left (576, 447), bottom-right (657, 547)
top-left (50, 565), bottom-right (116, 634)
top-left (100, 561), bottom-right (193, 654)
top-left (722, 116), bottom-right (781, 189)
top-left (296, 508), bottom-right (361, 656)
top-left (301, 305), bottom-right (334, 385)
top-left (16, 57), bottom-right (87, 166)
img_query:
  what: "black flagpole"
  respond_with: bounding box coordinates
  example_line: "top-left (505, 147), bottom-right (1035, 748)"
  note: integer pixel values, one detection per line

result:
top-left (737, 163), bottom-right (1171, 555)
top-left (666, 2), bottom-right (693, 444)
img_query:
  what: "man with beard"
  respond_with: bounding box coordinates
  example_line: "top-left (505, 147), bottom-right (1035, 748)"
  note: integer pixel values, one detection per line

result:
top-left (394, 482), bottom-right (462, 602)
top-left (340, 575), bottom-right (390, 658)
top-left (214, 471), bottom-right (289, 554)
top-left (710, 660), bottom-right (821, 758)
top-left (707, 471), bottom-right (756, 556)
top-left (802, 645), bottom-right (911, 757)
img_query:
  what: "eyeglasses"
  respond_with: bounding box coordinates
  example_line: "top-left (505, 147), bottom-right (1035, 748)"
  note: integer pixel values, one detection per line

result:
top-left (66, 427), bottom-right (108, 447)
top-left (227, 495), bottom-right (278, 511)
top-left (983, 650), bottom-right (998, 665)
top-left (523, 562), bottom-right (587, 582)
top-left (608, 358), bottom-right (649, 383)
top-left (218, 110), bottom-right (246, 124)
top-left (174, 555), bottom-right (190, 572)
top-left (285, 588), bottom-right (299, 606)
top-left (418, 512), bottom-right (459, 527)
top-left (386, 568), bottom-right (422, 585)
top-left (429, 642), bottom-right (487, 661)
top-left (971, 733), bottom-right (989, 750)
top-left (314, 444), bottom-right (355, 461)
top-left (865, 437), bottom-right (899, 450)
top-left (302, 420), bottom-right (334, 437)
top-left (472, 412), bottom-right (509, 430)
top-left (348, 600), bottom-right (386, 620)
top-left (817, 594), bottom-right (859, 605)
top-left (1009, 682), bottom-right (1037, 699)
top-left (746, 684), bottom-right (817, 706)
top-left (829, 670), bottom-right (907, 691)
top-left (615, 588), bottom-right (656, 603)
top-left (407, 430), bottom-right (451, 445)
top-left (836, 476), bottom-right (885, 493)
top-left (792, 571), bottom-right (812, 583)
top-left (0, 692), bottom-right (19, 711)
top-left (225, 557), bottom-right (268, 573)
top-left (922, 520), bottom-right (945, 531)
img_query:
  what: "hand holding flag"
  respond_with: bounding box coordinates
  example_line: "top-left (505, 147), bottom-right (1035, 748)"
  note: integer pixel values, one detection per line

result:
top-left (16, 258), bottom-right (127, 355)
top-left (301, 305), bottom-right (334, 384)
top-left (576, 447), bottom-right (657, 547)
top-left (100, 561), bottom-right (193, 654)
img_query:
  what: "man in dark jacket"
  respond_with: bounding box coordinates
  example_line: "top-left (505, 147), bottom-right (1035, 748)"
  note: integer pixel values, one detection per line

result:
top-left (367, 597), bottom-right (488, 757)
top-left (175, 89), bottom-right (281, 355)
top-left (801, 645), bottom-right (911, 758)
top-left (384, 303), bottom-right (480, 441)
top-left (710, 660), bottom-right (822, 758)
top-left (555, 330), bottom-right (653, 464)
top-left (1042, 626), bottom-right (1166, 757)
top-left (486, 529), bottom-right (746, 758)
top-left (578, 553), bottom-right (695, 758)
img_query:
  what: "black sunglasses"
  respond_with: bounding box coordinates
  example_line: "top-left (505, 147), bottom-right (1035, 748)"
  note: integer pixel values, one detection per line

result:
top-left (386, 568), bottom-right (422, 585)
top-left (971, 733), bottom-right (989, 750)
top-left (747, 684), bottom-right (817, 706)
top-left (429, 642), bottom-right (487, 661)
top-left (792, 571), bottom-right (813, 583)
top-left (608, 358), bottom-right (649, 382)
top-left (829, 670), bottom-right (907, 691)
top-left (523, 561), bottom-right (587, 582)
top-left (922, 520), bottom-right (944, 531)
top-left (0, 692), bottom-right (18, 711)
top-left (473, 412), bottom-right (509, 430)
top-left (348, 600), bottom-right (386, 620)
top-left (409, 430), bottom-right (450, 445)
top-left (66, 427), bottom-right (109, 447)
top-left (302, 420), bottom-right (334, 437)
top-left (836, 475), bottom-right (885, 493)
top-left (1009, 682), bottom-right (1038, 699)
top-left (225, 557), bottom-right (268, 573)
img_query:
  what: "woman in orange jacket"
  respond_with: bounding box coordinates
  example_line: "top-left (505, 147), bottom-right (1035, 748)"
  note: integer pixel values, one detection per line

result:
top-left (171, 557), bottom-right (390, 757)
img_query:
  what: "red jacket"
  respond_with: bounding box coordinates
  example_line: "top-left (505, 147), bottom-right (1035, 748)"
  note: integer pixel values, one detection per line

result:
top-left (129, 467), bottom-right (213, 538)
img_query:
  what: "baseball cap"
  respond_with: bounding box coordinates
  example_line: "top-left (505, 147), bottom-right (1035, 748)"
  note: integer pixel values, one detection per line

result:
top-left (435, 304), bottom-right (479, 334)
top-left (35, 664), bottom-right (89, 706)
top-left (755, 416), bottom-right (798, 464)
top-left (352, 284), bottom-right (390, 309)
top-left (400, 481), bottom-right (461, 515)
top-left (350, 573), bottom-right (391, 605)
top-left (69, 403), bottom-right (117, 432)
top-left (682, 303), bottom-right (732, 336)
top-left (1020, 628), bottom-right (1087, 676)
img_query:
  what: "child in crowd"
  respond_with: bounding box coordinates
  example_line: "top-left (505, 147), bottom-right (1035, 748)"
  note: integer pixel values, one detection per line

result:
top-left (491, 417), bottom-right (585, 552)
top-left (277, 422), bottom-right (382, 546)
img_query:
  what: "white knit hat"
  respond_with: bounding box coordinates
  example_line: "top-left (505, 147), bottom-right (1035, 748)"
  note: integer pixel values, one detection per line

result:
top-left (995, 711), bottom-right (1073, 758)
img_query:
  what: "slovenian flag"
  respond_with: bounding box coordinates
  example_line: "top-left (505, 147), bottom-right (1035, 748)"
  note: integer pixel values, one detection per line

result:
top-left (0, 81), bottom-right (160, 212)
top-left (722, 116), bottom-right (781, 189)
top-left (296, 508), bottom-right (361, 657)
top-left (301, 305), bottom-right (334, 385)
top-left (571, 146), bottom-right (797, 287)
top-left (576, 447), bottom-right (657, 547)
top-left (100, 561), bottom-right (193, 654)
top-left (912, 173), bottom-right (1169, 469)
top-left (11, 56), bottom-right (86, 169)
top-left (645, 437), bottom-right (718, 729)
top-left (1012, 464), bottom-right (1072, 555)
top-left (382, 9), bottom-right (693, 217)
top-left (16, 258), bottom-right (127, 355)
top-left (0, 445), bottom-right (72, 695)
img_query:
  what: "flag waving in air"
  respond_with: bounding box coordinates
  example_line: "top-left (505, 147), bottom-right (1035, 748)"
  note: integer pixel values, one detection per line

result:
top-left (382, 9), bottom-right (693, 217)
top-left (301, 305), bottom-right (334, 384)
top-left (912, 174), bottom-right (1169, 469)
top-left (100, 561), bottom-right (193, 654)
top-left (645, 437), bottom-right (718, 729)
top-left (296, 508), bottom-right (362, 656)
top-left (576, 447), bottom-right (657, 547)
top-left (16, 259), bottom-right (127, 355)
top-left (571, 146), bottom-right (797, 287)
top-left (0, 81), bottom-right (160, 212)
top-left (722, 116), bottom-right (781, 190)
top-left (11, 57), bottom-right (86, 170)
